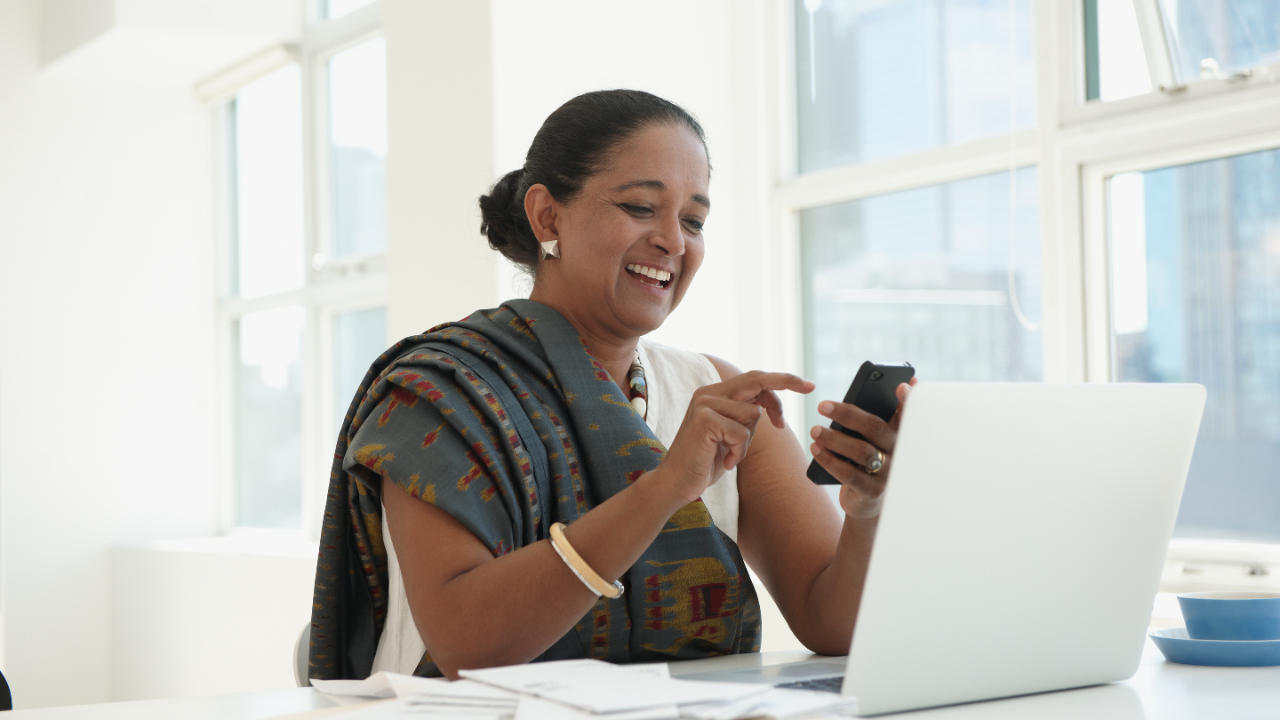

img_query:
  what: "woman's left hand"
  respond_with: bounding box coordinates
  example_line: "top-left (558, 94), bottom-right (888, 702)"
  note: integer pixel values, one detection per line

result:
top-left (808, 378), bottom-right (919, 520)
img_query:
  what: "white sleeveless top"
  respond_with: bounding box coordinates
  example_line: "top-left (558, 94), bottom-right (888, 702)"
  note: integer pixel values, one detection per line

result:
top-left (370, 338), bottom-right (738, 675)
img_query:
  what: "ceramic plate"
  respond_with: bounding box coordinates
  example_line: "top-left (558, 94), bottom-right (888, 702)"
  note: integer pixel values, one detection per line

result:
top-left (1150, 627), bottom-right (1280, 667)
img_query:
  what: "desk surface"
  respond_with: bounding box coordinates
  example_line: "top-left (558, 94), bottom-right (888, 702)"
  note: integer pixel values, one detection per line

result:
top-left (10, 637), bottom-right (1279, 719)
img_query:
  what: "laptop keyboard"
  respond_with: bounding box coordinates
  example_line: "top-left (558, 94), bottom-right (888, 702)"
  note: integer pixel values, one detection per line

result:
top-left (777, 676), bottom-right (844, 693)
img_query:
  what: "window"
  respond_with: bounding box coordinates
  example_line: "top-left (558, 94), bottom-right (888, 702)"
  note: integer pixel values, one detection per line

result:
top-left (1157, 0), bottom-right (1280, 82)
top-left (1109, 148), bottom-right (1280, 545)
top-left (780, 0), bottom-right (1280, 584)
top-left (801, 168), bottom-right (1042, 423)
top-left (214, 3), bottom-right (388, 533)
top-left (1084, 0), bottom-right (1153, 101)
top-left (1084, 0), bottom-right (1280, 103)
top-left (325, 0), bottom-right (378, 21)
top-left (791, 0), bottom-right (1040, 434)
top-left (325, 37), bottom-right (387, 262)
top-left (795, 0), bottom-right (1035, 172)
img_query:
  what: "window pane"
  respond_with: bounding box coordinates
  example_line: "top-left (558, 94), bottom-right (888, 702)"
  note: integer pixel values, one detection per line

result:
top-left (233, 65), bottom-right (305, 299)
top-left (1109, 148), bottom-right (1280, 544)
top-left (795, 0), bottom-right (1035, 173)
top-left (1159, 0), bottom-right (1280, 83)
top-left (333, 306), bottom-right (387, 434)
top-left (801, 168), bottom-right (1042, 432)
top-left (1084, 0), bottom-right (1153, 102)
top-left (328, 38), bottom-right (387, 259)
top-left (234, 306), bottom-right (306, 528)
top-left (325, 0), bottom-right (377, 20)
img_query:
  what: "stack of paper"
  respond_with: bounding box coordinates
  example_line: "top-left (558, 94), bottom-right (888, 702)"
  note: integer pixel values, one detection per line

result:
top-left (311, 659), bottom-right (857, 719)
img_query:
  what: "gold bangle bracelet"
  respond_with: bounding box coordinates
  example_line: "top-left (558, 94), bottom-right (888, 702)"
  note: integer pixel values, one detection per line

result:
top-left (549, 522), bottom-right (624, 599)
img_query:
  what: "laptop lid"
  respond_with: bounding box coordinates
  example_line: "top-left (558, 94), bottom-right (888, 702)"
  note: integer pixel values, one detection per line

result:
top-left (846, 383), bottom-right (1205, 715)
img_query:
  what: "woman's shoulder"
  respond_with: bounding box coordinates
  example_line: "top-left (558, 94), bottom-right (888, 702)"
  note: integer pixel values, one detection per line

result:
top-left (639, 338), bottom-right (741, 385)
top-left (639, 338), bottom-right (719, 381)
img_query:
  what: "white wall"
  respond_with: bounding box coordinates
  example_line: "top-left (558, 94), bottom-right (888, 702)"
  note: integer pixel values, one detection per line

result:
top-left (384, 0), bottom-right (497, 341)
top-left (109, 539), bottom-right (315, 701)
top-left (0, 0), bottom-right (293, 708)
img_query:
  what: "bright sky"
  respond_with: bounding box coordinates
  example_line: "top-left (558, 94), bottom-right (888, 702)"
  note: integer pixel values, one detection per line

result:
top-left (1098, 0), bottom-right (1153, 101)
top-left (239, 305), bottom-right (305, 390)
top-left (329, 37), bottom-right (387, 155)
top-left (1110, 172), bottom-right (1150, 335)
top-left (236, 64), bottom-right (305, 300)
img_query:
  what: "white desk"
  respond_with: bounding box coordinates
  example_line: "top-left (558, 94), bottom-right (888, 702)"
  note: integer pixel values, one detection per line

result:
top-left (666, 637), bottom-right (1280, 718)
top-left (9, 638), bottom-right (1279, 719)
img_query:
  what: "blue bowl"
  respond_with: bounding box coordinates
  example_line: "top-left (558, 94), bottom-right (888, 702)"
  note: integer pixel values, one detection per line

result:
top-left (1150, 628), bottom-right (1280, 667)
top-left (1177, 591), bottom-right (1280, 641)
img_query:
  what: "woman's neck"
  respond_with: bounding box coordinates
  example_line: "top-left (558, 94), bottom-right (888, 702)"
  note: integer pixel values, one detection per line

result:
top-left (528, 293), bottom-right (638, 399)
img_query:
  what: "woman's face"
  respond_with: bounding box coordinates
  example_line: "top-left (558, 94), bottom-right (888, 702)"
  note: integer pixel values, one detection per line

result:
top-left (528, 122), bottom-right (710, 340)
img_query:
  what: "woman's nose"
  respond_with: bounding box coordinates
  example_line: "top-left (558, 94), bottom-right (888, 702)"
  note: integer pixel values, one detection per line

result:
top-left (652, 211), bottom-right (686, 257)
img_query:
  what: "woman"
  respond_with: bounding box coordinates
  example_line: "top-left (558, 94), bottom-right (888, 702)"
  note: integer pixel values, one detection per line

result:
top-left (309, 89), bottom-right (914, 681)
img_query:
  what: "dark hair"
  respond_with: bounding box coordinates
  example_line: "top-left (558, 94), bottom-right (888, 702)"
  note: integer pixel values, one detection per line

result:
top-left (479, 89), bottom-right (708, 273)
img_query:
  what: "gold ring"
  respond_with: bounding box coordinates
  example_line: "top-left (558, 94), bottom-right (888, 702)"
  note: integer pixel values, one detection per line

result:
top-left (865, 449), bottom-right (886, 475)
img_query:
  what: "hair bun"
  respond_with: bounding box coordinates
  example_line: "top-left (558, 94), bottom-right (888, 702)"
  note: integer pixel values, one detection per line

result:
top-left (479, 168), bottom-right (538, 268)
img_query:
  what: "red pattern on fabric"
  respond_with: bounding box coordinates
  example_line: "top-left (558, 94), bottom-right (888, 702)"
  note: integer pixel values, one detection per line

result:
top-left (689, 584), bottom-right (730, 622)
top-left (378, 387), bottom-right (419, 427)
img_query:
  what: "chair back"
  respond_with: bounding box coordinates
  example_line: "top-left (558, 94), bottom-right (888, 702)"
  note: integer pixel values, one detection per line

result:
top-left (293, 623), bottom-right (311, 688)
top-left (0, 668), bottom-right (12, 710)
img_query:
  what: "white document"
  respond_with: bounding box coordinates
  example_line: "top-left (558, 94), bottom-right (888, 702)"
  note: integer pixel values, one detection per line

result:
top-left (310, 671), bottom-right (398, 699)
top-left (311, 663), bottom-right (667, 702)
top-left (460, 659), bottom-right (769, 713)
top-left (329, 697), bottom-right (511, 720)
top-left (385, 674), bottom-right (463, 699)
top-left (515, 694), bottom-right (678, 720)
top-left (399, 677), bottom-right (520, 704)
top-left (680, 688), bottom-right (857, 720)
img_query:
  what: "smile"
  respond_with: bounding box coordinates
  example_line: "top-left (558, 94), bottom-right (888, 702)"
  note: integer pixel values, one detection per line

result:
top-left (625, 263), bottom-right (673, 289)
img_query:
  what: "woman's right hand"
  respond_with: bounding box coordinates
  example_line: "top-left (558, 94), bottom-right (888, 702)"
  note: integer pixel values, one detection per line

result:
top-left (655, 370), bottom-right (815, 503)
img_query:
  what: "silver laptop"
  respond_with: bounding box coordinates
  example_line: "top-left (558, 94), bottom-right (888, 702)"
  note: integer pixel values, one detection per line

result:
top-left (676, 383), bottom-right (1205, 716)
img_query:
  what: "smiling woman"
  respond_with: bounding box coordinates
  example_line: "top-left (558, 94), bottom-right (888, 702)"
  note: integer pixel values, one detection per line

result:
top-left (309, 90), bottom-right (916, 681)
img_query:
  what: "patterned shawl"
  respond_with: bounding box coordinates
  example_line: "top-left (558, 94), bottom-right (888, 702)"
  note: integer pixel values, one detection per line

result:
top-left (308, 299), bottom-right (761, 679)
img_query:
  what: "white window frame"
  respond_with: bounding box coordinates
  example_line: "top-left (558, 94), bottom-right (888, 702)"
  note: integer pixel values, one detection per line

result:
top-left (200, 1), bottom-right (387, 540)
top-left (756, 0), bottom-right (1280, 591)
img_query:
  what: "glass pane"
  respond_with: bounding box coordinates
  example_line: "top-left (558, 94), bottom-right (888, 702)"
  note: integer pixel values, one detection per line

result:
top-left (328, 38), bottom-right (387, 259)
top-left (233, 65), bottom-right (305, 299)
top-left (795, 0), bottom-right (1035, 173)
top-left (234, 306), bottom-right (306, 528)
top-left (333, 306), bottom-right (387, 434)
top-left (1085, 0), bottom-right (1153, 102)
top-left (801, 168), bottom-right (1042, 433)
top-left (1109, 147), bottom-right (1280, 543)
top-left (325, 0), bottom-right (377, 20)
top-left (1159, 0), bottom-right (1280, 82)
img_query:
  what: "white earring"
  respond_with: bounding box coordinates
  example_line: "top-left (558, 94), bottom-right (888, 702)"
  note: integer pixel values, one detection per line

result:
top-left (540, 240), bottom-right (560, 259)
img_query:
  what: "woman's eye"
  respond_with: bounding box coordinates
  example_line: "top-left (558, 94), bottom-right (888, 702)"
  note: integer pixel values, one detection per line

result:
top-left (683, 218), bottom-right (705, 233)
top-left (620, 204), bottom-right (653, 216)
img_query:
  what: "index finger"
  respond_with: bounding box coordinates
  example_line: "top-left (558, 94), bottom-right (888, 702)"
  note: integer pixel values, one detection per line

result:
top-left (727, 371), bottom-right (814, 429)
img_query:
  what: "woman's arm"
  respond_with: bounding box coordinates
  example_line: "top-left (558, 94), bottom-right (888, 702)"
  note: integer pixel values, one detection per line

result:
top-left (386, 370), bottom-right (813, 678)
top-left (706, 355), bottom-right (910, 655)
top-left (383, 470), bottom-right (682, 679)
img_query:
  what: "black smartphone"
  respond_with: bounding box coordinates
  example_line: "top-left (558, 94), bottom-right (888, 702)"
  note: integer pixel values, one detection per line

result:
top-left (807, 361), bottom-right (915, 485)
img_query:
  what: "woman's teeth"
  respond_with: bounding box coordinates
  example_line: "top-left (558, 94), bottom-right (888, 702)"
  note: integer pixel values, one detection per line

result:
top-left (625, 264), bottom-right (671, 287)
